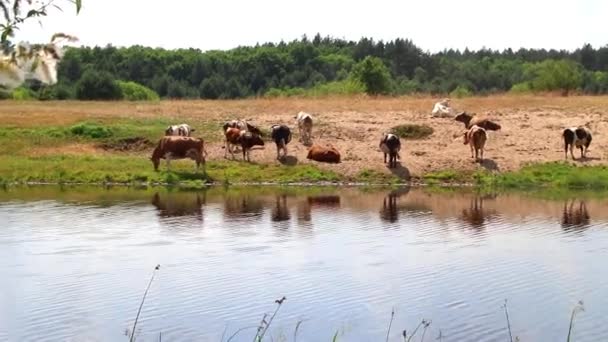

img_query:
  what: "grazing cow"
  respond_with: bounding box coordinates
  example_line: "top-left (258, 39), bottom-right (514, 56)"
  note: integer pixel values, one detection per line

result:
top-left (270, 124), bottom-right (292, 159)
top-left (379, 133), bottom-right (401, 168)
top-left (306, 144), bottom-right (341, 163)
top-left (463, 125), bottom-right (487, 162)
top-left (224, 127), bottom-right (265, 162)
top-left (431, 98), bottom-right (452, 117)
top-left (165, 123), bottom-right (195, 137)
top-left (563, 126), bottom-right (592, 160)
top-left (222, 120), bottom-right (263, 136)
top-left (150, 136), bottom-right (206, 171)
top-left (295, 111), bottom-right (313, 145)
top-left (455, 112), bottom-right (501, 131)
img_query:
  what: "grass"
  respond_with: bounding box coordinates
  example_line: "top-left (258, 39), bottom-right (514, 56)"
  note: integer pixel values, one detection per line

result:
top-left (391, 124), bottom-right (434, 140)
top-left (355, 168), bottom-right (401, 184)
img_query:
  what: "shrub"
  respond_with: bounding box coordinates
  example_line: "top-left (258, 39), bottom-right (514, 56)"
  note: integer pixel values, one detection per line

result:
top-left (75, 70), bottom-right (122, 100)
top-left (117, 81), bottom-right (160, 101)
top-left (450, 85), bottom-right (472, 98)
top-left (510, 82), bottom-right (532, 93)
top-left (350, 56), bottom-right (393, 95)
top-left (11, 87), bottom-right (35, 100)
top-left (69, 123), bottom-right (113, 139)
top-left (391, 124), bottom-right (434, 139)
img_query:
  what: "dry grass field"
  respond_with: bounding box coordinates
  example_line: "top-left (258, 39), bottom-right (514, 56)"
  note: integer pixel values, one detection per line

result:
top-left (1, 95), bottom-right (608, 183)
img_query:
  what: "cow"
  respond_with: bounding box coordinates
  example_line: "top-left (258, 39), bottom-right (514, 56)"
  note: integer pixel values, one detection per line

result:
top-left (224, 127), bottom-right (265, 162)
top-left (431, 98), bottom-right (452, 117)
top-left (454, 112), bottom-right (501, 131)
top-left (295, 111), bottom-right (313, 145)
top-left (306, 144), bottom-right (341, 163)
top-left (463, 125), bottom-right (487, 162)
top-left (150, 136), bottom-right (207, 171)
top-left (563, 126), bottom-right (592, 160)
top-left (379, 133), bottom-right (401, 168)
top-left (270, 124), bottom-right (292, 159)
top-left (222, 120), bottom-right (263, 136)
top-left (165, 124), bottom-right (195, 137)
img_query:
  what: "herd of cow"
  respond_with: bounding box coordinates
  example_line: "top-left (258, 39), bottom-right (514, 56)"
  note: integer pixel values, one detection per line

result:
top-left (150, 102), bottom-right (595, 172)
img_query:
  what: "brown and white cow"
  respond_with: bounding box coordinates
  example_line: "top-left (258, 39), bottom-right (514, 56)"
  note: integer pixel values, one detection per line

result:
top-left (455, 112), bottom-right (501, 131)
top-left (463, 125), bottom-right (487, 162)
top-left (295, 111), bottom-right (313, 145)
top-left (223, 120), bottom-right (263, 136)
top-left (224, 127), bottom-right (265, 162)
top-left (150, 136), bottom-right (207, 171)
top-left (563, 126), bottom-right (592, 160)
top-left (306, 144), bottom-right (341, 163)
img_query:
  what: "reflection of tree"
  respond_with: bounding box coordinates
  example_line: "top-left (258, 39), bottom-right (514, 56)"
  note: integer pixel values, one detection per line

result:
top-left (271, 195), bottom-right (291, 222)
top-left (561, 200), bottom-right (590, 230)
top-left (151, 192), bottom-right (204, 220)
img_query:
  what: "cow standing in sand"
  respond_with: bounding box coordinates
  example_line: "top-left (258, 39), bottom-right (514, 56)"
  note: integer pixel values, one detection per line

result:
top-left (463, 125), bottom-right (487, 162)
top-left (224, 127), bottom-right (265, 162)
top-left (295, 112), bottom-right (313, 145)
top-left (223, 120), bottom-right (263, 136)
top-left (563, 126), bottom-right (592, 160)
top-left (151, 136), bottom-right (206, 171)
top-left (270, 124), bottom-right (292, 159)
top-left (379, 133), bottom-right (401, 168)
top-left (165, 124), bottom-right (195, 137)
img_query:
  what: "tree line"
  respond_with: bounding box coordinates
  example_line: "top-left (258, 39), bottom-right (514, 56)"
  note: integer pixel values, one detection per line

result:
top-left (8, 35), bottom-right (608, 100)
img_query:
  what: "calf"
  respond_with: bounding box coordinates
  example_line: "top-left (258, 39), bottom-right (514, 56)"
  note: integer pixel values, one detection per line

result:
top-left (223, 120), bottom-right (263, 136)
top-left (306, 144), bottom-right (341, 163)
top-left (379, 133), bottom-right (401, 168)
top-left (431, 98), bottom-right (452, 117)
top-left (463, 125), bottom-right (487, 162)
top-left (563, 126), bottom-right (592, 160)
top-left (165, 124), bottom-right (195, 137)
top-left (455, 112), bottom-right (501, 131)
top-left (270, 124), bottom-right (292, 159)
top-left (150, 136), bottom-right (206, 171)
top-left (295, 111), bottom-right (313, 145)
top-left (224, 127), bottom-right (265, 162)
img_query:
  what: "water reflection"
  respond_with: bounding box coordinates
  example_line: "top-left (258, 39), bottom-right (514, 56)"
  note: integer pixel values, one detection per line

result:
top-left (223, 195), bottom-right (264, 220)
top-left (561, 200), bottom-right (590, 231)
top-left (460, 195), bottom-right (497, 230)
top-left (271, 195), bottom-right (291, 222)
top-left (307, 195), bottom-right (341, 207)
top-left (151, 192), bottom-right (205, 219)
top-left (379, 187), bottom-right (410, 223)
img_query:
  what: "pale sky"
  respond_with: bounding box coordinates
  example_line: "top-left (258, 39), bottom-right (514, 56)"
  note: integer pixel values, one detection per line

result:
top-left (17, 0), bottom-right (608, 52)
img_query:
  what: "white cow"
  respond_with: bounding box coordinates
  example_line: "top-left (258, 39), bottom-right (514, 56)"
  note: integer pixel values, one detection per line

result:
top-left (295, 111), bottom-right (313, 145)
top-left (431, 98), bottom-right (453, 117)
top-left (165, 124), bottom-right (195, 137)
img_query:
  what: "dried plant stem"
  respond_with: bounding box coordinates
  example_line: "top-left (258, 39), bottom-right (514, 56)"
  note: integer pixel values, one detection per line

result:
top-left (129, 264), bottom-right (160, 342)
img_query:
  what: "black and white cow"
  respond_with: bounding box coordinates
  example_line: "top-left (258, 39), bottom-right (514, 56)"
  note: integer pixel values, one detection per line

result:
top-left (563, 126), bottom-right (592, 160)
top-left (270, 124), bottom-right (292, 159)
top-left (379, 133), bottom-right (401, 168)
top-left (165, 123), bottom-right (195, 137)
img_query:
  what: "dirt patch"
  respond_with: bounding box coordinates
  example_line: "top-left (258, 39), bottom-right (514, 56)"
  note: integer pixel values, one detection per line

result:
top-left (98, 137), bottom-right (154, 151)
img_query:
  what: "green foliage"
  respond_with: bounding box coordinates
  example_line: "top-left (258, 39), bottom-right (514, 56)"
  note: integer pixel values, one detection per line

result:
top-left (75, 70), bottom-right (122, 100)
top-left (510, 82), bottom-right (532, 93)
top-left (117, 81), bottom-right (159, 101)
top-left (391, 124), bottom-right (434, 139)
top-left (69, 122), bottom-right (113, 139)
top-left (449, 85), bottom-right (472, 98)
top-left (10, 86), bottom-right (34, 100)
top-left (525, 59), bottom-right (583, 94)
top-left (350, 56), bottom-right (393, 95)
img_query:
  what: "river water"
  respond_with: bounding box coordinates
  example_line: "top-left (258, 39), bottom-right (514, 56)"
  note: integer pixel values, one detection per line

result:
top-left (1, 186), bottom-right (607, 342)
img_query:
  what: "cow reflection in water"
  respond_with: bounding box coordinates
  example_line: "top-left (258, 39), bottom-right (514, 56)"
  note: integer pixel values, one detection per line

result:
top-left (460, 195), bottom-right (497, 230)
top-left (562, 200), bottom-right (590, 230)
top-left (272, 195), bottom-right (291, 222)
top-left (151, 192), bottom-right (204, 221)
top-left (379, 188), bottom-right (410, 223)
top-left (223, 195), bottom-right (264, 220)
top-left (307, 195), bottom-right (340, 207)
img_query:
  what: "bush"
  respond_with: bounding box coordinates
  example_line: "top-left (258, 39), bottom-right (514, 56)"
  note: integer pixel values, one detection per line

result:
top-left (391, 124), bottom-right (434, 139)
top-left (11, 87), bottom-right (35, 100)
top-left (525, 59), bottom-right (582, 95)
top-left (350, 56), bottom-right (393, 95)
top-left (69, 123), bottom-right (113, 139)
top-left (75, 70), bottom-right (122, 100)
top-left (38, 83), bottom-right (74, 100)
top-left (449, 85), bottom-right (472, 98)
top-left (117, 81), bottom-right (160, 101)
top-left (510, 82), bottom-right (532, 94)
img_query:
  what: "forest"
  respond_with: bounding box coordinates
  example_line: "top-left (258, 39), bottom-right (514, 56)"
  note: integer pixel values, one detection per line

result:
top-left (7, 34), bottom-right (608, 100)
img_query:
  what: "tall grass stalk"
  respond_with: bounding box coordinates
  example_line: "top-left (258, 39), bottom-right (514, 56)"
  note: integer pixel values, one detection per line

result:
top-left (129, 264), bottom-right (160, 342)
top-left (257, 296), bottom-right (286, 341)
top-left (566, 301), bottom-right (585, 342)
top-left (503, 299), bottom-right (514, 342)
top-left (385, 308), bottom-right (395, 342)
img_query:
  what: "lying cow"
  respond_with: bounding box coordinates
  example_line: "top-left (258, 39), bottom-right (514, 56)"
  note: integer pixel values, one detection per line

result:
top-left (431, 98), bottom-right (452, 117)
top-left (224, 127), bottom-right (265, 162)
top-left (563, 126), bottom-right (592, 160)
top-left (306, 144), bottom-right (341, 164)
top-left (454, 112), bottom-right (501, 131)
top-left (270, 124), bottom-right (292, 159)
top-left (463, 125), bottom-right (487, 162)
top-left (223, 120), bottom-right (263, 136)
top-left (379, 133), bottom-right (401, 168)
top-left (151, 136), bottom-right (206, 171)
top-left (165, 123), bottom-right (195, 137)
top-left (295, 111), bottom-right (313, 145)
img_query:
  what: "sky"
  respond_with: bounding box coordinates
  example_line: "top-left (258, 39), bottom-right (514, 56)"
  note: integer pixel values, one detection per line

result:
top-left (16, 0), bottom-right (608, 52)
